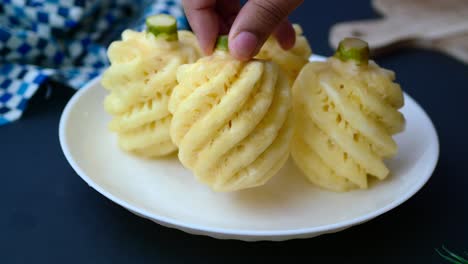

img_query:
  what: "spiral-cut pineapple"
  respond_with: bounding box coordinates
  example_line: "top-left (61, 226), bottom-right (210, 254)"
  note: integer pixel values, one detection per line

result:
top-left (256, 24), bottom-right (312, 85)
top-left (101, 15), bottom-right (200, 158)
top-left (169, 47), bottom-right (293, 192)
top-left (292, 39), bottom-right (405, 192)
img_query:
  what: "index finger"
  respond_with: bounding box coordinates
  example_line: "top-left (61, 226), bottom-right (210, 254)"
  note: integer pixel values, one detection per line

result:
top-left (229, 0), bottom-right (304, 60)
top-left (183, 0), bottom-right (220, 55)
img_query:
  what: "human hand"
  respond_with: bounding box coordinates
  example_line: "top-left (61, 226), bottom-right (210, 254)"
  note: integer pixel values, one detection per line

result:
top-left (182, 0), bottom-right (304, 61)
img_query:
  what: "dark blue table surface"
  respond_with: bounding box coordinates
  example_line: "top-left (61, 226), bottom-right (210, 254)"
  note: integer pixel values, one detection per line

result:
top-left (1, 1), bottom-right (467, 263)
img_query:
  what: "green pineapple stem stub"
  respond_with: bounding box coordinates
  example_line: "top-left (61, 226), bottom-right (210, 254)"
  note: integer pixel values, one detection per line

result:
top-left (334, 38), bottom-right (370, 66)
top-left (146, 14), bottom-right (178, 41)
top-left (216, 35), bottom-right (229, 52)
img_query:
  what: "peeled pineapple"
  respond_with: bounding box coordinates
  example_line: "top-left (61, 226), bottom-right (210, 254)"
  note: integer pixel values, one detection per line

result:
top-left (101, 15), bottom-right (200, 158)
top-left (291, 38), bottom-right (405, 192)
top-left (256, 24), bottom-right (312, 85)
top-left (169, 37), bottom-right (293, 192)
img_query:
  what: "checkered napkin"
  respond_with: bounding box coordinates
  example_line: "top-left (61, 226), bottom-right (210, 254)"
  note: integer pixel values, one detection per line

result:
top-left (0, 0), bottom-right (188, 125)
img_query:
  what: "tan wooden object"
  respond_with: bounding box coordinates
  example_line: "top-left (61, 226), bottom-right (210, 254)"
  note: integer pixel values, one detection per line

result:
top-left (330, 0), bottom-right (468, 64)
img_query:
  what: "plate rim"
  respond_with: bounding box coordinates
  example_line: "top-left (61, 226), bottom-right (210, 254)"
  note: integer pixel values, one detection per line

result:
top-left (59, 57), bottom-right (440, 240)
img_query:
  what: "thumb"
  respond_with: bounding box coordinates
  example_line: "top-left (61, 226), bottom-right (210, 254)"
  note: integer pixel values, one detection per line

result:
top-left (228, 0), bottom-right (303, 61)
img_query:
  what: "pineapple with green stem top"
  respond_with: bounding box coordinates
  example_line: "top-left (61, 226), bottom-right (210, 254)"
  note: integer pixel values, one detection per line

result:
top-left (101, 14), bottom-right (201, 158)
top-left (169, 36), bottom-right (294, 192)
top-left (291, 38), bottom-right (405, 192)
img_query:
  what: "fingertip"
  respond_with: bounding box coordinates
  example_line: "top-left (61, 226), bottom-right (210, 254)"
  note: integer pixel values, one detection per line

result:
top-left (229, 31), bottom-right (259, 61)
top-left (194, 30), bottom-right (216, 56)
top-left (202, 43), bottom-right (215, 56)
top-left (274, 21), bottom-right (296, 50)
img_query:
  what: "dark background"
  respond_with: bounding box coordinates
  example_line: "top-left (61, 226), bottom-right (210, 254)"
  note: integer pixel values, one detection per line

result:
top-left (1, 1), bottom-right (467, 263)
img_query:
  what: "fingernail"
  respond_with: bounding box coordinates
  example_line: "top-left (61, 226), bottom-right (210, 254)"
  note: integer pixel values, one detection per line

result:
top-left (230, 32), bottom-right (258, 60)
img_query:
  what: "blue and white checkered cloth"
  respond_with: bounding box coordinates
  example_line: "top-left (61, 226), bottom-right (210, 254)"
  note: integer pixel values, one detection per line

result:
top-left (0, 0), bottom-right (188, 125)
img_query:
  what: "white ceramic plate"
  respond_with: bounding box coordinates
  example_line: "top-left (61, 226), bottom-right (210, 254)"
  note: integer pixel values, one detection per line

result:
top-left (59, 56), bottom-right (439, 241)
